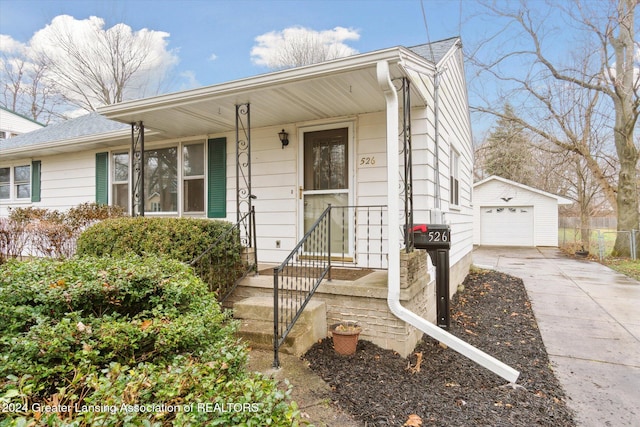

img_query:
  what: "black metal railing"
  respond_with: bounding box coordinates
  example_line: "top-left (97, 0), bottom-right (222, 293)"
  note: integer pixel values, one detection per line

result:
top-left (190, 207), bottom-right (257, 303)
top-left (330, 205), bottom-right (388, 269)
top-left (272, 204), bottom-right (387, 367)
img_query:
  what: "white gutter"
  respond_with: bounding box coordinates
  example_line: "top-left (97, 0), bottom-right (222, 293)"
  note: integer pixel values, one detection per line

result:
top-left (377, 60), bottom-right (520, 384)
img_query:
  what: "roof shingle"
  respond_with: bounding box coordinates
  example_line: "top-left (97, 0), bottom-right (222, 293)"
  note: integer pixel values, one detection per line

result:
top-left (409, 36), bottom-right (460, 64)
top-left (0, 112), bottom-right (128, 151)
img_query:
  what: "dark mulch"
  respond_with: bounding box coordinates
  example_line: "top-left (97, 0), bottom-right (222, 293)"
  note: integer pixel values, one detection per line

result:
top-left (303, 270), bottom-right (576, 426)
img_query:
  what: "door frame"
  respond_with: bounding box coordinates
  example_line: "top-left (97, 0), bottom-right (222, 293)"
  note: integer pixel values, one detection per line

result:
top-left (297, 121), bottom-right (356, 258)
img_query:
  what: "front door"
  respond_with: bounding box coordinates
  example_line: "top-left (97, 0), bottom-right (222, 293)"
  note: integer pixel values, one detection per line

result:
top-left (301, 126), bottom-right (352, 258)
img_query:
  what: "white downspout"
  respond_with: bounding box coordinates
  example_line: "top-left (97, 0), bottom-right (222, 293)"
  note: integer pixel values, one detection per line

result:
top-left (377, 60), bottom-right (519, 384)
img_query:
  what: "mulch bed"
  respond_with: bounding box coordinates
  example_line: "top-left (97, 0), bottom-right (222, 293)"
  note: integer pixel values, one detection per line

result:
top-left (303, 270), bottom-right (576, 426)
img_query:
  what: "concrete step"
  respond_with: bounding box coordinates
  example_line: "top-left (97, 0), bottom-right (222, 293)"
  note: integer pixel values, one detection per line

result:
top-left (237, 319), bottom-right (312, 355)
top-left (233, 296), bottom-right (327, 356)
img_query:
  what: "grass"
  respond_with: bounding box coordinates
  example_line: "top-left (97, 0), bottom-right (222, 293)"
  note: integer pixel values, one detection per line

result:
top-left (559, 229), bottom-right (640, 281)
top-left (602, 258), bottom-right (640, 281)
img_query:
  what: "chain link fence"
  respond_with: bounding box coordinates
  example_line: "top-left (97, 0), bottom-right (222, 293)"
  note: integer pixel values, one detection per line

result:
top-left (559, 227), bottom-right (638, 261)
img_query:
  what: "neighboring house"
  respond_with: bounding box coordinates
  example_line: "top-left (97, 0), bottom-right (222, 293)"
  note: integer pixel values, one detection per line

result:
top-left (473, 175), bottom-right (572, 247)
top-left (1, 37), bottom-right (483, 362)
top-left (0, 107), bottom-right (45, 201)
top-left (0, 106), bottom-right (44, 141)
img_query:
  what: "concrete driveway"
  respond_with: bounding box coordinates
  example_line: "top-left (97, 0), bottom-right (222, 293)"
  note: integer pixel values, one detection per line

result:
top-left (473, 246), bottom-right (640, 427)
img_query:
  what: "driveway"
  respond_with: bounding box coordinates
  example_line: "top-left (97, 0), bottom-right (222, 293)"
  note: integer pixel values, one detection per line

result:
top-left (473, 246), bottom-right (640, 427)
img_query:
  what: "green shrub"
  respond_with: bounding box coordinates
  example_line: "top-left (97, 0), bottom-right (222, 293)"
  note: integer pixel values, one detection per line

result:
top-left (0, 256), bottom-right (299, 426)
top-left (76, 217), bottom-right (244, 295)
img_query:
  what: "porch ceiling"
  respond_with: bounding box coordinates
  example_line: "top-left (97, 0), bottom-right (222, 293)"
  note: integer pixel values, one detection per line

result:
top-left (99, 49), bottom-right (430, 139)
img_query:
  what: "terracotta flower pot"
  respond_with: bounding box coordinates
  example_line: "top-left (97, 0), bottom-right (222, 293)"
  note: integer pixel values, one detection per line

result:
top-left (331, 323), bottom-right (362, 355)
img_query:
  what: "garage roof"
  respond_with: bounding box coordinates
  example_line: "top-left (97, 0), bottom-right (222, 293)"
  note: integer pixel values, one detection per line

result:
top-left (474, 176), bottom-right (572, 205)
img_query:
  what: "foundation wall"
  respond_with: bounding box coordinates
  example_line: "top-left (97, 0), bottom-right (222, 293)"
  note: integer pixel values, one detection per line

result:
top-left (228, 249), bottom-right (471, 357)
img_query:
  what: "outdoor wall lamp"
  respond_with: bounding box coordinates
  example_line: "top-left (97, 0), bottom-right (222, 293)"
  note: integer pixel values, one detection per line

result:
top-left (278, 129), bottom-right (289, 149)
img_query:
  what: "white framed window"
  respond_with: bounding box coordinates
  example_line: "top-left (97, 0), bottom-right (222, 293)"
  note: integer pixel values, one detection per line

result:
top-left (14, 165), bottom-right (30, 199)
top-left (182, 143), bottom-right (205, 213)
top-left (144, 147), bottom-right (178, 213)
top-left (0, 167), bottom-right (9, 199)
top-left (102, 140), bottom-right (213, 216)
top-left (450, 149), bottom-right (459, 206)
top-left (112, 152), bottom-right (129, 211)
top-left (0, 165), bottom-right (31, 200)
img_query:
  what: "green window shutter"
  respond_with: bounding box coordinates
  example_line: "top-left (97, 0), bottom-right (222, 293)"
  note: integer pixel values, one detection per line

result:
top-left (31, 160), bottom-right (41, 202)
top-left (207, 138), bottom-right (226, 218)
top-left (95, 152), bottom-right (109, 205)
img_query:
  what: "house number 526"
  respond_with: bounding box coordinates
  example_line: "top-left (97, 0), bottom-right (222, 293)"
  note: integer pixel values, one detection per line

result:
top-left (359, 156), bottom-right (376, 166)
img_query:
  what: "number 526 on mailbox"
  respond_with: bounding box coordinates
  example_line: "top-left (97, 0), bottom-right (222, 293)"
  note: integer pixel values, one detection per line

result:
top-left (411, 224), bottom-right (451, 250)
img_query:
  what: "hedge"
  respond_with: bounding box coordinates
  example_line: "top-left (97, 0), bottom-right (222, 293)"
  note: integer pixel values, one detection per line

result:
top-left (0, 255), bottom-right (300, 426)
top-left (76, 217), bottom-right (245, 295)
top-left (0, 203), bottom-right (125, 262)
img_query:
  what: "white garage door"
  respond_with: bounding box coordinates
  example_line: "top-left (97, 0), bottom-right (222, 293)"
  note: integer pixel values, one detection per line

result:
top-left (480, 206), bottom-right (534, 246)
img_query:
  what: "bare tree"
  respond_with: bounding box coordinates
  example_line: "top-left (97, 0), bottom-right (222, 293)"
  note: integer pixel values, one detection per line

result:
top-left (272, 32), bottom-right (353, 69)
top-left (33, 19), bottom-right (170, 112)
top-left (251, 26), bottom-right (359, 70)
top-left (1, 16), bottom-right (177, 118)
top-left (469, 0), bottom-right (639, 257)
top-left (0, 52), bottom-right (61, 124)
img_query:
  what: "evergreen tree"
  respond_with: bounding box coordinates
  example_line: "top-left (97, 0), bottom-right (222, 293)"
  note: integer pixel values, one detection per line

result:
top-left (482, 103), bottom-right (535, 186)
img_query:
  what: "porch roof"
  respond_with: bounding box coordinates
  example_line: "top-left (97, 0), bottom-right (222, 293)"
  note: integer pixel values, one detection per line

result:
top-left (98, 45), bottom-right (440, 139)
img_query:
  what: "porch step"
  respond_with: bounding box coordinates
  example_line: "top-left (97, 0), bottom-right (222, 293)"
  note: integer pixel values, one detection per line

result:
top-left (233, 296), bottom-right (327, 356)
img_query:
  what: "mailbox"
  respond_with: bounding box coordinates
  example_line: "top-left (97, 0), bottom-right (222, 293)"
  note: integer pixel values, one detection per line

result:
top-left (411, 223), bottom-right (452, 329)
top-left (412, 224), bottom-right (451, 250)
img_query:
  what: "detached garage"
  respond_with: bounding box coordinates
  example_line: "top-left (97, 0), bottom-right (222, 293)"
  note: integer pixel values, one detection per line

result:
top-left (473, 176), bottom-right (572, 247)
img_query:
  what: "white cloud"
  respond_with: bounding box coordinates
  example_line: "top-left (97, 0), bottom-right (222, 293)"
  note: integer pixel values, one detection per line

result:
top-left (178, 70), bottom-right (200, 90)
top-left (251, 26), bottom-right (360, 69)
top-left (209, 53), bottom-right (218, 61)
top-left (0, 34), bottom-right (26, 54)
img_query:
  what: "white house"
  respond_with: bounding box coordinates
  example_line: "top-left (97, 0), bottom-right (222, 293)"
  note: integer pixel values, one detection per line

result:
top-left (0, 106), bottom-right (44, 141)
top-left (473, 175), bottom-right (572, 247)
top-left (1, 37), bottom-right (473, 275)
top-left (0, 37), bottom-right (500, 369)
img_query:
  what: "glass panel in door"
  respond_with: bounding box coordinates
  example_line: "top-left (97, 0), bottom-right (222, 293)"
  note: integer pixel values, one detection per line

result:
top-left (302, 127), bottom-right (351, 257)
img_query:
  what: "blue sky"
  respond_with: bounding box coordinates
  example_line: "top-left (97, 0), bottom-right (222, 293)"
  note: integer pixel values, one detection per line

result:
top-left (0, 0), bottom-right (477, 88)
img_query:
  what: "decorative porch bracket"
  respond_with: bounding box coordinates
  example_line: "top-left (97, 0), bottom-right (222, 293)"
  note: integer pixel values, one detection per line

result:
top-left (131, 121), bottom-right (145, 217)
top-left (400, 78), bottom-right (414, 252)
top-left (235, 103), bottom-right (253, 247)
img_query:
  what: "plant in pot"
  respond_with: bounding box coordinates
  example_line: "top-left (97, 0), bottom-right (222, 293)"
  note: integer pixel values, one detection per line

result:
top-left (330, 321), bottom-right (362, 355)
